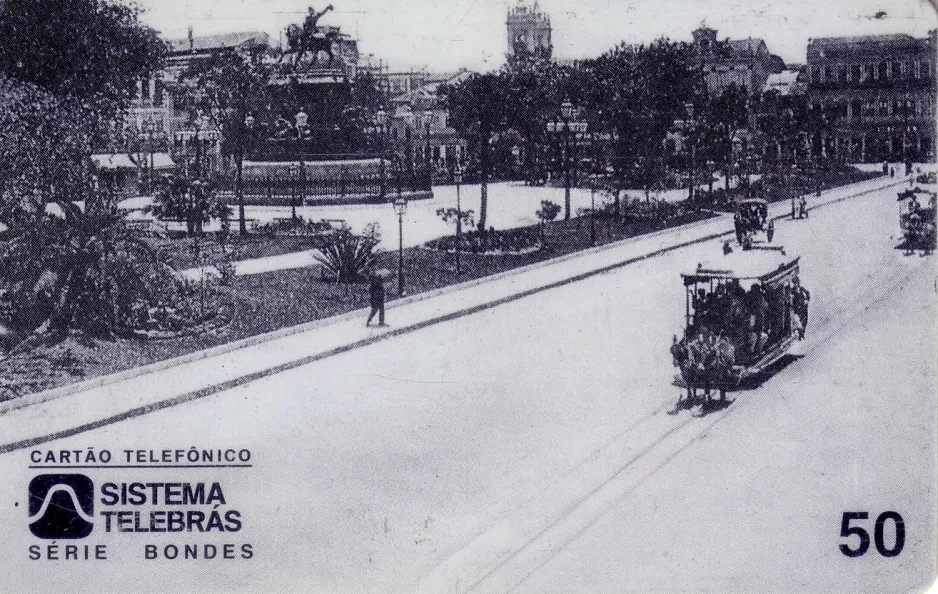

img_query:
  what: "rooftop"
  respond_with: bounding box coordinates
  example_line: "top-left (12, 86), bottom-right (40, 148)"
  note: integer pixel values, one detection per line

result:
top-left (684, 247), bottom-right (799, 283)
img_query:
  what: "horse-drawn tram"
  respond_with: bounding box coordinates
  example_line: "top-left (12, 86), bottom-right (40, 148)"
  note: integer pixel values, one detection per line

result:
top-left (671, 246), bottom-right (809, 406)
top-left (734, 197), bottom-right (775, 248)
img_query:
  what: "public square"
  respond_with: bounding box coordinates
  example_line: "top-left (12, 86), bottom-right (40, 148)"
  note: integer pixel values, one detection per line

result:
top-left (1, 176), bottom-right (933, 593)
top-left (1, 0), bottom-right (936, 591)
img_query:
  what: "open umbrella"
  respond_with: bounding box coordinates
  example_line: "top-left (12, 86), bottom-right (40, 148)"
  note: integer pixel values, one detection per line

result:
top-left (371, 268), bottom-right (392, 281)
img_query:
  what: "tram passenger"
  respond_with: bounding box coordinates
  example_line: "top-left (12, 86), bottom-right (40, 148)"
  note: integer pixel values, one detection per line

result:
top-left (792, 277), bottom-right (810, 339)
top-left (749, 283), bottom-right (770, 351)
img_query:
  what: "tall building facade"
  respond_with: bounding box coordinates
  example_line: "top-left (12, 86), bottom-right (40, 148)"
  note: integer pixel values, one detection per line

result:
top-left (693, 26), bottom-right (785, 96)
top-left (506, 2), bottom-right (552, 59)
top-left (806, 32), bottom-right (937, 163)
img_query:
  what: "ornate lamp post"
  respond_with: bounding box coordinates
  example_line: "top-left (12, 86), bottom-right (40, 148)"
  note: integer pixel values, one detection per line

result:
top-left (684, 102), bottom-right (696, 202)
top-left (423, 109), bottom-right (433, 171)
top-left (295, 109), bottom-right (308, 209)
top-left (138, 120), bottom-right (157, 195)
top-left (392, 193), bottom-right (408, 296)
top-left (454, 162), bottom-right (463, 276)
top-left (288, 163), bottom-right (299, 220)
top-left (706, 159), bottom-right (715, 196)
top-left (375, 109), bottom-right (389, 198)
top-left (238, 113), bottom-right (255, 233)
top-left (546, 100), bottom-right (586, 220)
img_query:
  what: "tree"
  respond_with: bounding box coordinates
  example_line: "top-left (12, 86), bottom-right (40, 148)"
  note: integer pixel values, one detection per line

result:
top-left (700, 84), bottom-right (749, 190)
top-left (0, 71), bottom-right (191, 346)
top-left (0, 76), bottom-right (92, 228)
top-left (179, 49), bottom-right (272, 234)
top-left (580, 39), bottom-right (705, 198)
top-left (0, 0), bottom-right (166, 137)
top-left (502, 50), bottom-right (563, 184)
top-left (150, 173), bottom-right (230, 237)
top-left (443, 71), bottom-right (512, 230)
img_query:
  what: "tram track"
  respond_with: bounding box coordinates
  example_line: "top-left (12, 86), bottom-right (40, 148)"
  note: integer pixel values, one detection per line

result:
top-left (464, 260), bottom-right (927, 594)
top-left (407, 188), bottom-right (931, 594)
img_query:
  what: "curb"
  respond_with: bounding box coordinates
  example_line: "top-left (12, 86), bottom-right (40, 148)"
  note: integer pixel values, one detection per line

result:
top-left (0, 177), bottom-right (901, 441)
top-left (0, 210), bottom-right (731, 418)
top-left (0, 223), bottom-right (738, 453)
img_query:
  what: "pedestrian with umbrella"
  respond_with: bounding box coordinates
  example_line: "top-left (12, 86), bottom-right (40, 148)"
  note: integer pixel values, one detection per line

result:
top-left (366, 269), bottom-right (391, 327)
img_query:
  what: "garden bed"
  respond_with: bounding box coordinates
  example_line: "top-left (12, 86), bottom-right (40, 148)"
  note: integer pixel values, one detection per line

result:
top-left (0, 208), bottom-right (715, 400)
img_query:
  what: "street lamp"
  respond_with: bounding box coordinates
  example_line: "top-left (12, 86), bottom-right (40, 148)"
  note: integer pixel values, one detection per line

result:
top-left (423, 109), bottom-right (433, 171)
top-left (375, 109), bottom-right (389, 198)
top-left (511, 144), bottom-right (521, 178)
top-left (139, 120), bottom-right (157, 195)
top-left (288, 163), bottom-right (299, 220)
top-left (706, 159), bottom-right (715, 196)
top-left (546, 99), bottom-right (585, 221)
top-left (237, 112), bottom-right (255, 233)
top-left (684, 101), bottom-right (696, 202)
top-left (453, 162), bottom-right (463, 276)
top-left (392, 193), bottom-right (408, 296)
top-left (296, 109), bottom-right (307, 210)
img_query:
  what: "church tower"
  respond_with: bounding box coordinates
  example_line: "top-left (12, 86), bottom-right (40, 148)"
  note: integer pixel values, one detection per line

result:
top-left (506, 1), bottom-right (552, 59)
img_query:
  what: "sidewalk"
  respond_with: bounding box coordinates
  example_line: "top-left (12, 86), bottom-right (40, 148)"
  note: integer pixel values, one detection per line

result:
top-left (0, 175), bottom-right (903, 452)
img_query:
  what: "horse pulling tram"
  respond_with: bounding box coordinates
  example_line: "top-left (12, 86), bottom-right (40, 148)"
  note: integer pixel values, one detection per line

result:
top-left (898, 187), bottom-right (936, 254)
top-left (671, 246), bottom-right (808, 407)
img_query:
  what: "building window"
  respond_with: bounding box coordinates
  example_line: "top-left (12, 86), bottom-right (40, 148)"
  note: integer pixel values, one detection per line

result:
top-left (866, 64), bottom-right (875, 81)
top-left (852, 64), bottom-right (861, 81)
top-left (851, 100), bottom-right (862, 119)
top-left (922, 61), bottom-right (932, 79)
top-left (839, 64), bottom-right (848, 82)
top-left (824, 65), bottom-right (833, 81)
top-left (811, 65), bottom-right (821, 83)
top-left (878, 62), bottom-right (888, 80)
top-left (893, 61), bottom-right (903, 80)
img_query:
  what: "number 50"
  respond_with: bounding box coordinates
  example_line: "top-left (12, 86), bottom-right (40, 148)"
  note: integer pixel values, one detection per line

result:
top-left (840, 511), bottom-right (905, 558)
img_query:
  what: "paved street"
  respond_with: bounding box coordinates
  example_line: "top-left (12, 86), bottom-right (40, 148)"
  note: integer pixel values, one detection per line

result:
top-left (0, 179), bottom-right (933, 593)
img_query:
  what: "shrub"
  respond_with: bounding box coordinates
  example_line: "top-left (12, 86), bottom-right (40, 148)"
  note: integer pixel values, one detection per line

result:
top-left (149, 173), bottom-right (230, 237)
top-left (535, 200), bottom-right (561, 225)
top-left (314, 223), bottom-right (380, 283)
top-left (0, 207), bottom-right (204, 340)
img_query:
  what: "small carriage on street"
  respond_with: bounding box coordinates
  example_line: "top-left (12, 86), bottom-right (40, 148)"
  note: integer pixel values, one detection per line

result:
top-left (671, 246), bottom-right (808, 407)
top-left (898, 187), bottom-right (936, 254)
top-left (734, 198), bottom-right (775, 249)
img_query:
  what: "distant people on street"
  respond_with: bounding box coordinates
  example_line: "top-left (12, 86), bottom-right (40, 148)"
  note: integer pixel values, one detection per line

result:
top-left (366, 277), bottom-right (386, 327)
top-left (890, 167), bottom-right (895, 178)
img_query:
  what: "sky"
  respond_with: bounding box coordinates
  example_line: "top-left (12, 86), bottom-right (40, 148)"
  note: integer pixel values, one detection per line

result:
top-left (134, 0), bottom-right (938, 73)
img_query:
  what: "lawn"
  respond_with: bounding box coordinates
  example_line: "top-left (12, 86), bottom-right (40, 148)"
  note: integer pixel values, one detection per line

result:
top-left (0, 209), bottom-right (713, 401)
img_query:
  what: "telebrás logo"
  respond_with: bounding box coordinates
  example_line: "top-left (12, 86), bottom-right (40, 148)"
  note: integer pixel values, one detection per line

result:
top-left (28, 474), bottom-right (94, 539)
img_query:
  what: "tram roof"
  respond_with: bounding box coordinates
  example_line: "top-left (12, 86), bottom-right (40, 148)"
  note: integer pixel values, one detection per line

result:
top-left (682, 247), bottom-right (799, 286)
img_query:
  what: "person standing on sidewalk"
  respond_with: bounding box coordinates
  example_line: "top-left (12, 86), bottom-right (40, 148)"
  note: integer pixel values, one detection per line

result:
top-left (366, 277), bottom-right (386, 327)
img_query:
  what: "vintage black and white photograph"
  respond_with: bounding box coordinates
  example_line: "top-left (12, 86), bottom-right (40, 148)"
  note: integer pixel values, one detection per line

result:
top-left (0, 0), bottom-right (935, 591)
